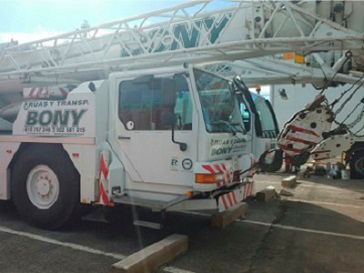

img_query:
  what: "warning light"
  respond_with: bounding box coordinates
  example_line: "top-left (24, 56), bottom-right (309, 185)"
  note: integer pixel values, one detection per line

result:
top-left (294, 54), bottom-right (305, 64)
top-left (282, 52), bottom-right (295, 60)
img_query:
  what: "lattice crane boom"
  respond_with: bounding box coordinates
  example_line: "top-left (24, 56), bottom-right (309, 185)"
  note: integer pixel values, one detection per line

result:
top-left (0, 0), bottom-right (363, 88)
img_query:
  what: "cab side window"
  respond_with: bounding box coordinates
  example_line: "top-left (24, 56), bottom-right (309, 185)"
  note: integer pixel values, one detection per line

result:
top-left (118, 74), bottom-right (192, 131)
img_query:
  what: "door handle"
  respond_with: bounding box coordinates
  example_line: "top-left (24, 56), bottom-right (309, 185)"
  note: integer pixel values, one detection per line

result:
top-left (118, 135), bottom-right (131, 140)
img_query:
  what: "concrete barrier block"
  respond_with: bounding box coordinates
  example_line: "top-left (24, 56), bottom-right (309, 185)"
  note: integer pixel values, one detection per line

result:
top-left (281, 175), bottom-right (297, 188)
top-left (210, 203), bottom-right (248, 229)
top-left (112, 234), bottom-right (188, 273)
top-left (256, 186), bottom-right (277, 202)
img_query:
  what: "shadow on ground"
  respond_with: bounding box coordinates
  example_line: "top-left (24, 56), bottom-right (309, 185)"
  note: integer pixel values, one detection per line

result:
top-left (1, 195), bottom-right (364, 273)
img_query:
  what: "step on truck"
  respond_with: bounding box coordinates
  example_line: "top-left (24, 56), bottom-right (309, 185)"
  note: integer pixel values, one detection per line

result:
top-left (0, 65), bottom-right (256, 228)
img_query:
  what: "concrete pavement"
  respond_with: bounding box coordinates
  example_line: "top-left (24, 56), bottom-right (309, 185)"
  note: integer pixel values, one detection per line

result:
top-left (0, 174), bottom-right (363, 273)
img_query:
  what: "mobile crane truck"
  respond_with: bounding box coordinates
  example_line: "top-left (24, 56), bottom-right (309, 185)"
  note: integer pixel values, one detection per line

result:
top-left (0, 0), bottom-right (362, 228)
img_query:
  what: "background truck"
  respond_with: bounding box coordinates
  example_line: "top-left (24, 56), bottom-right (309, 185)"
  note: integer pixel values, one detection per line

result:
top-left (0, 0), bottom-right (363, 228)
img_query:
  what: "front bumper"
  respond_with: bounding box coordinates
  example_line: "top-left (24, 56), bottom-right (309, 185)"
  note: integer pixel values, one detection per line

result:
top-left (193, 154), bottom-right (256, 192)
top-left (167, 179), bottom-right (254, 213)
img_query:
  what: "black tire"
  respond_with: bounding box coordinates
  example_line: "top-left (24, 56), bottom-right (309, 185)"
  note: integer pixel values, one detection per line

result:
top-left (349, 149), bottom-right (364, 179)
top-left (11, 144), bottom-right (80, 229)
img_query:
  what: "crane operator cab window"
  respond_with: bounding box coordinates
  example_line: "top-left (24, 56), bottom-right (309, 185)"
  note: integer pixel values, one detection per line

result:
top-left (118, 74), bottom-right (192, 131)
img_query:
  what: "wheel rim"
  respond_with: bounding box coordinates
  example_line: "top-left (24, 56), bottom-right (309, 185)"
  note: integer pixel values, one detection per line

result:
top-left (26, 165), bottom-right (60, 210)
top-left (354, 157), bottom-right (364, 175)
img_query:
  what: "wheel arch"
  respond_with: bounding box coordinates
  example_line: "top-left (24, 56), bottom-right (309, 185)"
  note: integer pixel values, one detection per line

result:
top-left (10, 142), bottom-right (83, 229)
top-left (350, 141), bottom-right (364, 151)
top-left (8, 143), bottom-right (80, 198)
top-left (345, 141), bottom-right (364, 163)
top-left (346, 141), bottom-right (364, 179)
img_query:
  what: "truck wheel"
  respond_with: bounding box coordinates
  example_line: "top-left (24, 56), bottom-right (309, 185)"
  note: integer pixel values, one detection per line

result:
top-left (350, 149), bottom-right (364, 179)
top-left (11, 145), bottom-right (80, 229)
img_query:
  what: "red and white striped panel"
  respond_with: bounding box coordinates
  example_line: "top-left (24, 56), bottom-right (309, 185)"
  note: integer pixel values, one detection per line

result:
top-left (218, 191), bottom-right (240, 212)
top-left (217, 179), bottom-right (254, 212)
top-left (247, 156), bottom-right (256, 177)
top-left (202, 162), bottom-right (233, 188)
top-left (278, 124), bottom-right (321, 156)
top-left (242, 179), bottom-right (254, 200)
top-left (23, 86), bottom-right (71, 99)
top-left (24, 87), bottom-right (50, 98)
top-left (98, 152), bottom-right (111, 206)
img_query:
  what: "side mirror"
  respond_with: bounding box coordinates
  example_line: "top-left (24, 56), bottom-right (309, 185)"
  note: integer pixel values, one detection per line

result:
top-left (258, 149), bottom-right (283, 172)
top-left (233, 76), bottom-right (249, 93)
top-left (278, 88), bottom-right (288, 100)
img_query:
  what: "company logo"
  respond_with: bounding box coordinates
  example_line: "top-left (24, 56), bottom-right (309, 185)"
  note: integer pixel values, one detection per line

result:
top-left (211, 146), bottom-right (233, 156)
top-left (26, 109), bottom-right (86, 127)
top-left (121, 13), bottom-right (232, 56)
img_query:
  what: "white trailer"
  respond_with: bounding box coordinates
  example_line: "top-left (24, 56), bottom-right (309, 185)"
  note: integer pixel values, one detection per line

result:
top-left (0, 0), bottom-right (362, 228)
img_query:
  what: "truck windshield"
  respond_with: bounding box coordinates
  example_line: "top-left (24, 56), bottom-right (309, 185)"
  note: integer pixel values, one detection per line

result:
top-left (194, 69), bottom-right (244, 134)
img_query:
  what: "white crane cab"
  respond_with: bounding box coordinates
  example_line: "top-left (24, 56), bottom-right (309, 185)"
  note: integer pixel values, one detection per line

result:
top-left (105, 65), bottom-right (256, 211)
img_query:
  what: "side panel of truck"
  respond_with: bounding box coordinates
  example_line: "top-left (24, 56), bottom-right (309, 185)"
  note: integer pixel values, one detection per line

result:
top-left (0, 83), bottom-right (98, 201)
top-left (0, 140), bottom-right (99, 202)
top-left (62, 144), bottom-right (97, 203)
top-left (0, 142), bottom-right (21, 200)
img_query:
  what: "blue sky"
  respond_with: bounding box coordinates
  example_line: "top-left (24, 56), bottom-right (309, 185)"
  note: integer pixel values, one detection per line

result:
top-left (0, 0), bottom-right (187, 43)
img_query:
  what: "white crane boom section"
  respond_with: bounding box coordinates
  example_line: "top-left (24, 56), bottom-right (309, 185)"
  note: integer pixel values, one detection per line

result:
top-left (0, 0), bottom-right (363, 86)
top-left (205, 57), bottom-right (363, 87)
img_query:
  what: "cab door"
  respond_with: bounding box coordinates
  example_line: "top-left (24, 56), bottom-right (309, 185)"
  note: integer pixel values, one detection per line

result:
top-left (112, 71), bottom-right (197, 189)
